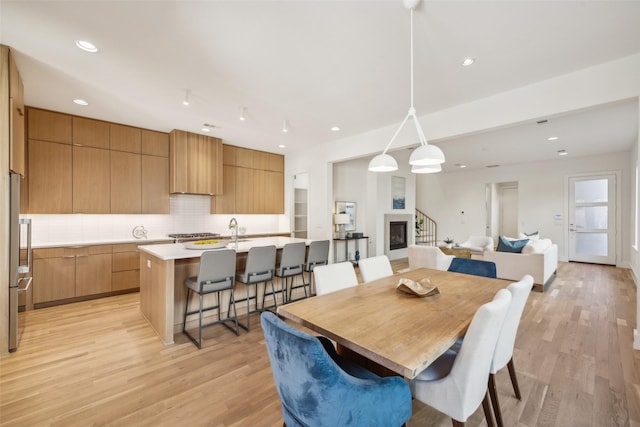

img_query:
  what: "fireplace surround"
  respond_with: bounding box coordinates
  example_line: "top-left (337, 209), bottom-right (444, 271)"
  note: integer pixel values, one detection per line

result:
top-left (384, 214), bottom-right (413, 260)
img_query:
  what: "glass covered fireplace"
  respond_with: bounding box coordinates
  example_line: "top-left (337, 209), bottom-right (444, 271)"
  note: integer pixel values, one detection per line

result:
top-left (389, 221), bottom-right (408, 251)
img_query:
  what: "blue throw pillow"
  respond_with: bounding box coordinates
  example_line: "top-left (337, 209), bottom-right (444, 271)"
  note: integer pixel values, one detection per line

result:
top-left (496, 236), bottom-right (529, 253)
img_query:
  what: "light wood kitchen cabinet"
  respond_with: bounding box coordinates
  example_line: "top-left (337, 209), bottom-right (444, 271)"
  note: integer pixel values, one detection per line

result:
top-left (75, 246), bottom-right (112, 297)
top-left (253, 169), bottom-right (266, 213)
top-left (28, 139), bottom-right (73, 213)
top-left (26, 108), bottom-right (170, 214)
top-left (234, 166), bottom-right (254, 213)
top-left (265, 170), bottom-right (284, 213)
top-left (267, 153), bottom-right (284, 172)
top-left (33, 245), bottom-right (115, 306)
top-left (73, 145), bottom-right (110, 213)
top-left (27, 107), bottom-right (72, 144)
top-left (5, 46), bottom-right (26, 176)
top-left (111, 150), bottom-right (142, 213)
top-left (141, 129), bottom-right (169, 157)
top-left (111, 123), bottom-right (141, 153)
top-left (73, 116), bottom-right (109, 149)
top-left (142, 154), bottom-right (169, 213)
top-left (212, 164), bottom-right (237, 214)
top-left (33, 248), bottom-right (76, 305)
top-left (112, 244), bottom-right (140, 291)
top-left (213, 144), bottom-right (284, 214)
top-left (170, 129), bottom-right (223, 195)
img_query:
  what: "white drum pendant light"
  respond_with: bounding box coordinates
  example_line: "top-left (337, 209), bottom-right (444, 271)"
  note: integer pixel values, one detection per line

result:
top-left (368, 0), bottom-right (445, 173)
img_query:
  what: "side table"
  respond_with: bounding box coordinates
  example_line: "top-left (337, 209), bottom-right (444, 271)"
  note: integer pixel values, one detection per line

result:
top-left (333, 236), bottom-right (369, 265)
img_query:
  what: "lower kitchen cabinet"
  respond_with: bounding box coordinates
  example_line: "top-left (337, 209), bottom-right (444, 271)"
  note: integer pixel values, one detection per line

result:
top-left (33, 248), bottom-right (76, 304)
top-left (75, 247), bottom-right (112, 297)
top-left (32, 245), bottom-right (120, 307)
top-left (112, 244), bottom-right (140, 291)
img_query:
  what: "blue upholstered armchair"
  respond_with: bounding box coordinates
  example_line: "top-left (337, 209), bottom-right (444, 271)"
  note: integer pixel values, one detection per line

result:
top-left (448, 257), bottom-right (497, 278)
top-left (261, 312), bottom-right (412, 427)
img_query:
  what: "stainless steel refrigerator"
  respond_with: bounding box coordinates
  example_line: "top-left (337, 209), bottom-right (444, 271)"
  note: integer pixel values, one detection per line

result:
top-left (9, 172), bottom-right (31, 352)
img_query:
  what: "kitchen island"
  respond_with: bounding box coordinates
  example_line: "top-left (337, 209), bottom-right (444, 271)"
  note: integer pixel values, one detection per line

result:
top-left (138, 236), bottom-right (313, 344)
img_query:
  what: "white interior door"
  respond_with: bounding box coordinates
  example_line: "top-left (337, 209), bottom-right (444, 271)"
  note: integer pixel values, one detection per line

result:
top-left (499, 186), bottom-right (518, 237)
top-left (568, 174), bottom-right (616, 264)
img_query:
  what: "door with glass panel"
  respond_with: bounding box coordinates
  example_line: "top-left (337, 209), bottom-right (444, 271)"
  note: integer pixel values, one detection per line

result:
top-left (568, 174), bottom-right (616, 264)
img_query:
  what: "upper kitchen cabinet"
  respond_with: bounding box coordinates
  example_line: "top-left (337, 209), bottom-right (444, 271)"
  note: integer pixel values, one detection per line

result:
top-left (111, 124), bottom-right (141, 153)
top-left (212, 144), bottom-right (284, 214)
top-left (27, 107), bottom-right (72, 144)
top-left (73, 145), bottom-right (110, 213)
top-left (169, 129), bottom-right (223, 195)
top-left (25, 107), bottom-right (170, 214)
top-left (73, 117), bottom-right (109, 149)
top-left (110, 150), bottom-right (141, 214)
top-left (141, 129), bottom-right (169, 157)
top-left (3, 46), bottom-right (26, 176)
top-left (28, 138), bottom-right (72, 213)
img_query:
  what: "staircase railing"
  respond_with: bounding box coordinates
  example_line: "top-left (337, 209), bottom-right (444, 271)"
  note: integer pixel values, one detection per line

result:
top-left (415, 208), bottom-right (437, 246)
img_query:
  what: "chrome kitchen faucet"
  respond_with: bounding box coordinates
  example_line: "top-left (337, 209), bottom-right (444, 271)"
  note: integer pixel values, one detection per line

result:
top-left (229, 217), bottom-right (238, 244)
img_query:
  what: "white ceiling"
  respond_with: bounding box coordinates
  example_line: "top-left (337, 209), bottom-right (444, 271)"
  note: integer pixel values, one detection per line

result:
top-left (1, 1), bottom-right (639, 172)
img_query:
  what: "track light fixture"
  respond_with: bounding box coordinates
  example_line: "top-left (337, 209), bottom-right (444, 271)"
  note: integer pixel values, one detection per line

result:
top-left (182, 90), bottom-right (190, 106)
top-left (239, 107), bottom-right (246, 121)
top-left (282, 120), bottom-right (289, 133)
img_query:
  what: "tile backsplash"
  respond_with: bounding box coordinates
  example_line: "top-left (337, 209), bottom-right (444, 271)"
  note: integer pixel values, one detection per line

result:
top-left (23, 194), bottom-right (289, 246)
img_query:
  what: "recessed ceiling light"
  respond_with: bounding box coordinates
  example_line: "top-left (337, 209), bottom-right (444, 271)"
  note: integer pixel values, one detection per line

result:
top-left (331, 126), bottom-right (340, 132)
top-left (278, 144), bottom-right (286, 149)
top-left (75, 40), bottom-right (98, 53)
top-left (461, 58), bottom-right (475, 67)
top-left (548, 136), bottom-right (558, 141)
top-left (73, 99), bottom-right (88, 106)
top-left (201, 127), bottom-right (211, 133)
top-left (558, 149), bottom-right (568, 156)
top-left (455, 163), bottom-right (467, 168)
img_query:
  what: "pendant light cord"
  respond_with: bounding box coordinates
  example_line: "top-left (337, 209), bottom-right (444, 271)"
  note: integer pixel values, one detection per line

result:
top-left (410, 7), bottom-right (414, 110)
top-left (380, 2), bottom-right (427, 155)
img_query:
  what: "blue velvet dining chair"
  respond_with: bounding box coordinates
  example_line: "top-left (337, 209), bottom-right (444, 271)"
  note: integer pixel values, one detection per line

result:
top-left (261, 311), bottom-right (412, 427)
top-left (447, 257), bottom-right (497, 279)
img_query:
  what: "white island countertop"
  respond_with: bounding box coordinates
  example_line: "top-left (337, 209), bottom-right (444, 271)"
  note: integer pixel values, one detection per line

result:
top-left (138, 236), bottom-right (314, 261)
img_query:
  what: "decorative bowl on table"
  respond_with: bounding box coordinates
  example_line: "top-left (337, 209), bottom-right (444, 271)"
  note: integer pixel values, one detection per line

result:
top-left (183, 239), bottom-right (230, 250)
top-left (396, 277), bottom-right (440, 297)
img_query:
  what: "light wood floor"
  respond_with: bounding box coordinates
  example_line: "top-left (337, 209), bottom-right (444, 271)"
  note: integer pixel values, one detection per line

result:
top-left (1, 260), bottom-right (638, 426)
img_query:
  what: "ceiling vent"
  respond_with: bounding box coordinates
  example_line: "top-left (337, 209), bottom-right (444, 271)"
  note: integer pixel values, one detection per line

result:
top-left (486, 164), bottom-right (500, 168)
top-left (536, 119), bottom-right (548, 124)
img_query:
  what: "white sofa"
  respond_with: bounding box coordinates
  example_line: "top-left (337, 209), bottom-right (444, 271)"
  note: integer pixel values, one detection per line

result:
top-left (408, 245), bottom-right (454, 271)
top-left (459, 235), bottom-right (495, 256)
top-left (483, 239), bottom-right (558, 291)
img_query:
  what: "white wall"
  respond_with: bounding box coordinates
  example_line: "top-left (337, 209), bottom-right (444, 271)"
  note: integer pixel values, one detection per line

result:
top-left (416, 151), bottom-right (632, 265)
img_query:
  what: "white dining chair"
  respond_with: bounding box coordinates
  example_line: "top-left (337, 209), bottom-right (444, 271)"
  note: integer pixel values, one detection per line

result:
top-left (313, 262), bottom-right (358, 296)
top-left (410, 289), bottom-right (512, 427)
top-left (357, 255), bottom-right (393, 282)
top-left (488, 274), bottom-right (534, 427)
top-left (408, 244), bottom-right (455, 271)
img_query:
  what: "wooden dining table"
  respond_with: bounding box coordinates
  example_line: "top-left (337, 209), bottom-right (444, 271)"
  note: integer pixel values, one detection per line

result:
top-left (277, 267), bottom-right (510, 379)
